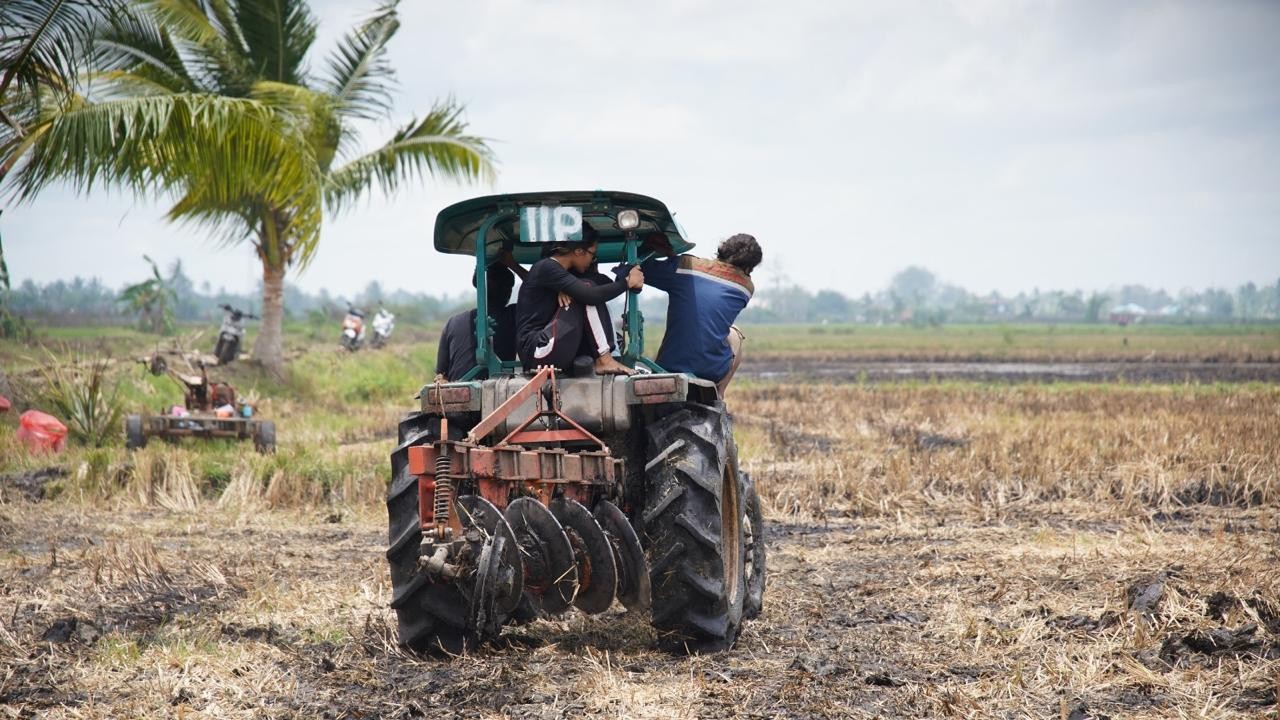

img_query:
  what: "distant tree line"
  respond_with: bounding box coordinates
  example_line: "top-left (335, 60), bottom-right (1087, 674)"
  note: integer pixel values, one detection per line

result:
top-left (9, 263), bottom-right (1280, 329)
top-left (8, 259), bottom-right (471, 328)
top-left (730, 267), bottom-right (1280, 325)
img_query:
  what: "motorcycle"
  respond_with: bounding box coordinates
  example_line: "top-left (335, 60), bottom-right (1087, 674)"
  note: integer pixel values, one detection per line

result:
top-left (213, 304), bottom-right (258, 365)
top-left (340, 305), bottom-right (366, 351)
top-left (370, 306), bottom-right (395, 349)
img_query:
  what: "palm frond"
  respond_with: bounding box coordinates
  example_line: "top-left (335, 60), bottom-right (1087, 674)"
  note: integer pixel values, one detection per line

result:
top-left (250, 79), bottom-right (340, 168)
top-left (324, 98), bottom-right (495, 214)
top-left (132, 0), bottom-right (254, 96)
top-left (0, 0), bottom-right (122, 132)
top-left (90, 69), bottom-right (184, 98)
top-left (165, 188), bottom-right (260, 245)
top-left (249, 78), bottom-right (324, 113)
top-left (204, 0), bottom-right (249, 57)
top-left (322, 0), bottom-right (399, 122)
top-left (141, 0), bottom-right (219, 45)
top-left (94, 6), bottom-right (199, 93)
top-left (0, 83), bottom-right (45, 146)
top-left (285, 193), bottom-right (322, 267)
top-left (1, 92), bottom-right (318, 210)
top-left (235, 0), bottom-right (317, 85)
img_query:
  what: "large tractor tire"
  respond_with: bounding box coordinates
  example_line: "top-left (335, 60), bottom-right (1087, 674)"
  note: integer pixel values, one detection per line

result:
top-left (124, 414), bottom-right (147, 450)
top-left (642, 402), bottom-right (747, 652)
top-left (385, 413), bottom-right (472, 654)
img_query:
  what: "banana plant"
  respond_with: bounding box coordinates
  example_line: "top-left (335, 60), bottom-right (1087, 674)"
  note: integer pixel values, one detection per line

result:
top-left (119, 254), bottom-right (176, 335)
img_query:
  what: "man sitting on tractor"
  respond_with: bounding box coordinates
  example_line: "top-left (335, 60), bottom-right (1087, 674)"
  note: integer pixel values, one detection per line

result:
top-left (436, 263), bottom-right (520, 382)
top-left (641, 232), bottom-right (762, 394)
top-left (516, 223), bottom-right (644, 376)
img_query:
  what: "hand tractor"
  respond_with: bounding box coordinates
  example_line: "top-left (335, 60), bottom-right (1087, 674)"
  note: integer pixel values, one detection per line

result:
top-left (387, 191), bottom-right (765, 654)
top-left (125, 353), bottom-right (275, 453)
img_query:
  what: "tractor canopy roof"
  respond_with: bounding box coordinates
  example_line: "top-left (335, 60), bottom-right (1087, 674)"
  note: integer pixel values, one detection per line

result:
top-left (434, 190), bottom-right (695, 265)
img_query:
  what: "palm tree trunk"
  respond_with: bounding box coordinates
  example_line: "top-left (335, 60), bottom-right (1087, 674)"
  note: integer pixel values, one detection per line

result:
top-left (251, 209), bottom-right (290, 376)
top-left (254, 261), bottom-right (286, 376)
top-left (251, 209), bottom-right (291, 376)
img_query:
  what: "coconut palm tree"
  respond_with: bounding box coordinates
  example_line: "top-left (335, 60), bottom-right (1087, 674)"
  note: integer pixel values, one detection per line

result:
top-left (3, 0), bottom-right (495, 375)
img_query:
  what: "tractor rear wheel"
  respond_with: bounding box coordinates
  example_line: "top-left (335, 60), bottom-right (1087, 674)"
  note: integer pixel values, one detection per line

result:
top-left (642, 402), bottom-right (746, 652)
top-left (125, 414), bottom-right (147, 450)
top-left (386, 413), bottom-right (473, 654)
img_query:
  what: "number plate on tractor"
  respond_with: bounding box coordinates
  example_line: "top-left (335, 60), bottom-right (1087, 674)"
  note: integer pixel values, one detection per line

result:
top-left (520, 206), bottom-right (583, 244)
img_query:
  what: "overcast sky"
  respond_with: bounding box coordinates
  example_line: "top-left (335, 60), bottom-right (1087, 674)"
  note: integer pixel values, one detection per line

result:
top-left (5, 0), bottom-right (1280, 299)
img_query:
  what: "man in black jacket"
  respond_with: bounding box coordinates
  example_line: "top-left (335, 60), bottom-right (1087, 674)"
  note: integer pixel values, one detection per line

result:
top-left (435, 264), bottom-right (519, 381)
top-left (516, 230), bottom-right (643, 375)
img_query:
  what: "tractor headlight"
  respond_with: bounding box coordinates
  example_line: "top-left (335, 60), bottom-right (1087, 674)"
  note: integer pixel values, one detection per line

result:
top-left (616, 209), bottom-right (640, 231)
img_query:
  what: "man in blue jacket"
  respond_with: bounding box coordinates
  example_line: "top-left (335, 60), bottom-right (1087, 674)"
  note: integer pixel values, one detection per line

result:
top-left (641, 232), bottom-right (762, 395)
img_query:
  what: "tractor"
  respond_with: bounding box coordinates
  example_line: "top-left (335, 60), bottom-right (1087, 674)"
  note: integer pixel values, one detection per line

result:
top-left (387, 191), bottom-right (765, 654)
top-left (125, 353), bottom-right (275, 453)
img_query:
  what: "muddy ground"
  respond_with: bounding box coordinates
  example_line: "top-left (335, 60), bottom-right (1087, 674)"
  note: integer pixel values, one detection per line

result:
top-left (2, 498), bottom-right (1276, 719)
top-left (740, 358), bottom-right (1280, 384)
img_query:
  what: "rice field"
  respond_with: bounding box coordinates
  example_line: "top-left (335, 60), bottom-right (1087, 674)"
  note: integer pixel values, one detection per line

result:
top-left (1, 329), bottom-right (1278, 718)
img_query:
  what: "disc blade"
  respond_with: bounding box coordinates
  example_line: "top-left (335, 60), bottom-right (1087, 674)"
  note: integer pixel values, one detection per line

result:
top-left (457, 495), bottom-right (524, 619)
top-left (469, 533), bottom-right (508, 637)
top-left (594, 499), bottom-right (651, 612)
top-left (550, 497), bottom-right (617, 614)
top-left (504, 497), bottom-right (576, 615)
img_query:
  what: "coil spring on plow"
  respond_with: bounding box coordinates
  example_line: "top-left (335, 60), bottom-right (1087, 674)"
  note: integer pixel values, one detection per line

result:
top-left (433, 451), bottom-right (451, 541)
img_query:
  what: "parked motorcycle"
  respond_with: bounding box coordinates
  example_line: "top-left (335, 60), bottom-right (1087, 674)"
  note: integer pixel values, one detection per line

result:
top-left (370, 306), bottom-right (396, 349)
top-left (213, 304), bottom-right (258, 364)
top-left (340, 305), bottom-right (366, 351)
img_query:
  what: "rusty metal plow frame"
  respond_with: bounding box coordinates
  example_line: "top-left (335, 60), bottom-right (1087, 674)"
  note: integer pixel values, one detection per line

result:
top-left (466, 366), bottom-right (610, 452)
top-left (416, 367), bottom-right (619, 539)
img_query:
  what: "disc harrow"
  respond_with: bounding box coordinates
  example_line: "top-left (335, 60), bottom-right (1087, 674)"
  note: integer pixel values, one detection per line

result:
top-left (403, 368), bottom-right (650, 644)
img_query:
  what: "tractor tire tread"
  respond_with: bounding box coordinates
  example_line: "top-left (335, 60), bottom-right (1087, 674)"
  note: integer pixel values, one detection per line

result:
top-left (674, 511), bottom-right (721, 550)
top-left (642, 485), bottom-right (684, 527)
top-left (386, 413), bottom-right (473, 653)
top-left (642, 403), bottom-right (746, 652)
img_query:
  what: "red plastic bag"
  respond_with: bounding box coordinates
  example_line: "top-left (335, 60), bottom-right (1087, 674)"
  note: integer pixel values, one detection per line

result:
top-left (16, 410), bottom-right (68, 454)
top-left (0, 395), bottom-right (10, 413)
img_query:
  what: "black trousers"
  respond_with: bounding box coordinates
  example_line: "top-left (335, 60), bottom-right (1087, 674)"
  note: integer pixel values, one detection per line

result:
top-left (521, 301), bottom-right (615, 371)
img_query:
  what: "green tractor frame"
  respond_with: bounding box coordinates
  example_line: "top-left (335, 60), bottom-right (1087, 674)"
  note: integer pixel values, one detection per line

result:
top-left (387, 191), bottom-right (765, 654)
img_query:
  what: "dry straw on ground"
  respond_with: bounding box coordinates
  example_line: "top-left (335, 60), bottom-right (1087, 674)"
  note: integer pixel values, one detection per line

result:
top-left (1, 382), bottom-right (1277, 718)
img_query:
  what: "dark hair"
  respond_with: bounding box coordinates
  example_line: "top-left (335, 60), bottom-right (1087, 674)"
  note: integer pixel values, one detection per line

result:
top-left (547, 219), bottom-right (599, 257)
top-left (716, 233), bottom-right (762, 274)
top-left (473, 264), bottom-right (516, 308)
